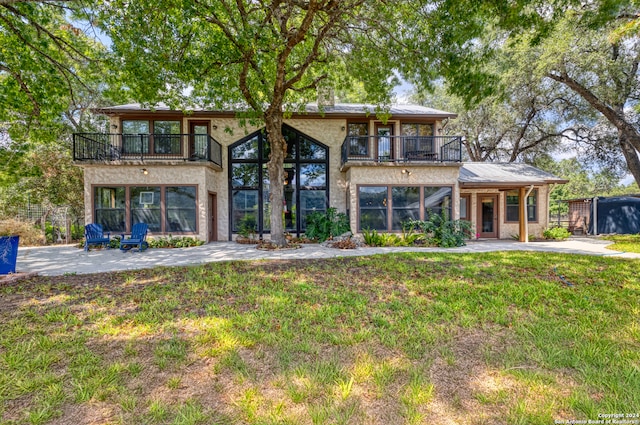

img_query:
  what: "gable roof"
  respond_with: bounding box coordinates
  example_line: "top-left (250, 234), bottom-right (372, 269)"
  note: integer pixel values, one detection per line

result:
top-left (95, 103), bottom-right (457, 119)
top-left (459, 163), bottom-right (568, 188)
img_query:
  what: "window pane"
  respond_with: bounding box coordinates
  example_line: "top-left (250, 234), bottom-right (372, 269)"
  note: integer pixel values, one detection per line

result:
top-left (347, 123), bottom-right (369, 156)
top-left (232, 190), bottom-right (258, 232)
top-left (401, 124), bottom-right (417, 136)
top-left (122, 120), bottom-right (149, 134)
top-left (392, 186), bottom-right (420, 230)
top-left (460, 197), bottom-right (468, 219)
top-left (300, 163), bottom-right (326, 187)
top-left (166, 187), bottom-right (197, 232)
top-left (231, 136), bottom-right (259, 159)
top-left (299, 137), bottom-right (327, 160)
top-left (424, 187), bottom-right (452, 219)
top-left (417, 124), bottom-right (433, 136)
top-left (348, 123), bottom-right (368, 136)
top-left (506, 190), bottom-right (537, 222)
top-left (154, 121), bottom-right (180, 134)
top-left (232, 164), bottom-right (259, 188)
top-left (94, 187), bottom-right (125, 232)
top-left (359, 186), bottom-right (387, 230)
top-left (122, 121), bottom-right (150, 154)
top-left (300, 190), bottom-right (327, 229)
top-left (130, 186), bottom-right (161, 232)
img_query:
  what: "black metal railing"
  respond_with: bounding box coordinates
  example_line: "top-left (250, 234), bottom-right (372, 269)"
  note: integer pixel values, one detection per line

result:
top-left (341, 135), bottom-right (462, 165)
top-left (73, 133), bottom-right (223, 167)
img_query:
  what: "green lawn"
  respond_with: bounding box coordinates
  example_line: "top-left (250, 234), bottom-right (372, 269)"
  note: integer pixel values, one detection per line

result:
top-left (1, 252), bottom-right (639, 425)
top-left (602, 234), bottom-right (640, 253)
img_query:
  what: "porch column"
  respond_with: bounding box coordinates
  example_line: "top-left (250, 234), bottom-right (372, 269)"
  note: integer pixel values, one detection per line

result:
top-left (519, 186), bottom-right (526, 242)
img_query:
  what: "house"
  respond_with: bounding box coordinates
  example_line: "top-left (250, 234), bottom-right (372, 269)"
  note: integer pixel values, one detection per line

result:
top-left (73, 103), bottom-right (566, 242)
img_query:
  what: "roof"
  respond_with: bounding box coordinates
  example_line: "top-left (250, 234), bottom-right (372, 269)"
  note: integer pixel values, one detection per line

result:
top-left (95, 102), bottom-right (457, 118)
top-left (459, 163), bottom-right (568, 187)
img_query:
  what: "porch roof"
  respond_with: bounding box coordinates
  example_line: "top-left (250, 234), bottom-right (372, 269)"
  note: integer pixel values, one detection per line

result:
top-left (459, 163), bottom-right (568, 188)
top-left (95, 102), bottom-right (457, 119)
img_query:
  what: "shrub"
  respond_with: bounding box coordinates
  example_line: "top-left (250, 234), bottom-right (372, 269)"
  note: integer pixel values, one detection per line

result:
top-left (406, 213), bottom-right (471, 248)
top-left (543, 227), bottom-right (571, 240)
top-left (0, 219), bottom-right (44, 246)
top-left (361, 228), bottom-right (416, 247)
top-left (304, 208), bottom-right (350, 242)
top-left (237, 214), bottom-right (258, 241)
top-left (148, 236), bottom-right (205, 248)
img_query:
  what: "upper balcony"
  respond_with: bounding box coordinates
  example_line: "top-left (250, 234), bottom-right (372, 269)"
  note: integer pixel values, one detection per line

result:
top-left (73, 133), bottom-right (223, 169)
top-left (341, 135), bottom-right (462, 168)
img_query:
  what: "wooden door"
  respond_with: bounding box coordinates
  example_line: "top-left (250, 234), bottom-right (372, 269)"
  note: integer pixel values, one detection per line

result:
top-left (477, 194), bottom-right (498, 238)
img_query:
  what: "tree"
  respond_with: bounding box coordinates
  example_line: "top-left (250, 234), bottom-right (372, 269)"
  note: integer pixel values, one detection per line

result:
top-left (97, 0), bottom-right (400, 246)
top-left (403, 1), bottom-right (640, 188)
top-left (0, 1), bottom-right (107, 141)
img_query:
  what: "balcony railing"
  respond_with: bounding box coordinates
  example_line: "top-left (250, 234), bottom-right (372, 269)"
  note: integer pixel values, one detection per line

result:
top-left (341, 135), bottom-right (462, 165)
top-left (73, 133), bottom-right (223, 167)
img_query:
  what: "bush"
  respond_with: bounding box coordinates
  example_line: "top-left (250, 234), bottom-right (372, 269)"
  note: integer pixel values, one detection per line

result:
top-left (304, 208), bottom-right (350, 242)
top-left (543, 227), bottom-right (571, 240)
top-left (0, 219), bottom-right (44, 246)
top-left (407, 213), bottom-right (472, 248)
top-left (237, 214), bottom-right (258, 241)
top-left (147, 236), bottom-right (205, 248)
top-left (361, 227), bottom-right (421, 247)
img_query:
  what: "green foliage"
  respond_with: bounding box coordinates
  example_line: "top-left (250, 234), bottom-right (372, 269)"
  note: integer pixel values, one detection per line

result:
top-left (543, 227), bottom-right (572, 240)
top-left (237, 215), bottom-right (258, 240)
top-left (1, 252), bottom-right (640, 422)
top-left (407, 213), bottom-right (472, 248)
top-left (147, 236), bottom-right (204, 249)
top-left (362, 228), bottom-right (411, 247)
top-left (602, 234), bottom-right (640, 253)
top-left (304, 208), bottom-right (350, 242)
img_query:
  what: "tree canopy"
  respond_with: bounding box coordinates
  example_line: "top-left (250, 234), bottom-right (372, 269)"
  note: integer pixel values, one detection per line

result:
top-left (97, 0), bottom-right (408, 245)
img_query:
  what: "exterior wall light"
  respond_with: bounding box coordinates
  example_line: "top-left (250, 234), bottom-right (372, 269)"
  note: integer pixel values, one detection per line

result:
top-left (401, 169), bottom-right (412, 176)
top-left (141, 168), bottom-right (149, 175)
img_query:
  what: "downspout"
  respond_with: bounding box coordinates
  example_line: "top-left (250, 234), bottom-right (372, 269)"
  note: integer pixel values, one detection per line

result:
top-left (523, 185), bottom-right (535, 243)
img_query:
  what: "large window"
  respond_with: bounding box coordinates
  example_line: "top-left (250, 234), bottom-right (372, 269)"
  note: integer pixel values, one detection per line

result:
top-left (94, 187), bottom-right (126, 232)
top-left (131, 186), bottom-right (161, 232)
top-left (424, 187), bottom-right (452, 219)
top-left (166, 187), bottom-right (197, 232)
top-left (347, 122), bottom-right (369, 156)
top-left (93, 185), bottom-right (197, 234)
top-left (401, 123), bottom-right (434, 155)
top-left (506, 189), bottom-right (538, 222)
top-left (228, 125), bottom-right (329, 237)
top-left (358, 185), bottom-right (452, 231)
top-left (121, 119), bottom-right (182, 155)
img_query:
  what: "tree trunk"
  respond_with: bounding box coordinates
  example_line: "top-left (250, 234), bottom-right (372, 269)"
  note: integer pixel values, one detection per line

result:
top-left (547, 71), bottom-right (640, 188)
top-left (264, 110), bottom-right (287, 247)
top-left (619, 132), bottom-right (640, 186)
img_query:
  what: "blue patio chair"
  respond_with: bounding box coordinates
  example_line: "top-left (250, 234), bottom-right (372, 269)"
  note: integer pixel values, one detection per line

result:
top-left (84, 223), bottom-right (111, 251)
top-left (119, 222), bottom-right (149, 252)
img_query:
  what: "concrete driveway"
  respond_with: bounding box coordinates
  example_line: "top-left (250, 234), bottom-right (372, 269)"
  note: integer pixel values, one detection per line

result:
top-left (11, 237), bottom-right (640, 277)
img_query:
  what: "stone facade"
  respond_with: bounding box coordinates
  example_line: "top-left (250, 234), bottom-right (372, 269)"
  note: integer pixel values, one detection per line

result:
top-left (81, 107), bottom-right (558, 241)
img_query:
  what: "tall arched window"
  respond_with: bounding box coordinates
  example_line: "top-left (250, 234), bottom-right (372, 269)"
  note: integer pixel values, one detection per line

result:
top-left (229, 125), bottom-right (329, 238)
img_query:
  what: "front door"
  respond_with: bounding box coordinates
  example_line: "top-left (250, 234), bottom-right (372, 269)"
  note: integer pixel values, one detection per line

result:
top-left (375, 124), bottom-right (393, 161)
top-left (208, 193), bottom-right (217, 242)
top-left (477, 194), bottom-right (498, 238)
top-left (189, 121), bottom-right (209, 159)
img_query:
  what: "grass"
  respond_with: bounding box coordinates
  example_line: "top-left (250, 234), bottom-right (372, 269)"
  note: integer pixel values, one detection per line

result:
top-left (0, 252), bottom-right (639, 424)
top-left (602, 233), bottom-right (640, 253)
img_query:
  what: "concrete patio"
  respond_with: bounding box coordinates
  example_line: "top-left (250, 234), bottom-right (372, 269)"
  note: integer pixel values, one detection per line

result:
top-left (11, 237), bottom-right (640, 277)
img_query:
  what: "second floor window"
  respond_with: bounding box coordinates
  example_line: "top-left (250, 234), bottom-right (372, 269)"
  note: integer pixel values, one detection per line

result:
top-left (347, 122), bottom-right (368, 156)
top-left (121, 120), bottom-right (181, 155)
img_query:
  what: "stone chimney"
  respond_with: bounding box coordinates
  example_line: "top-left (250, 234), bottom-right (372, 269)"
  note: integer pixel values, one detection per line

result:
top-left (317, 85), bottom-right (335, 108)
